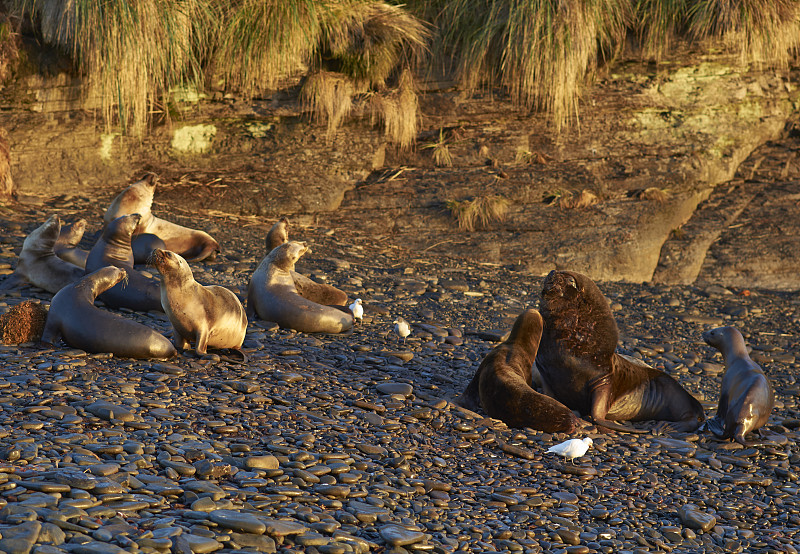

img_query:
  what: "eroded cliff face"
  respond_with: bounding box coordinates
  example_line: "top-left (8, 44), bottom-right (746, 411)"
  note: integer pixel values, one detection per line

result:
top-left (2, 52), bottom-right (799, 289)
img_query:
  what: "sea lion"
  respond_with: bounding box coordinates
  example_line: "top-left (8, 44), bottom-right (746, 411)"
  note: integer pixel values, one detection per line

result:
top-left (150, 248), bottom-right (247, 355)
top-left (54, 218), bottom-right (89, 268)
top-left (703, 326), bottom-right (774, 445)
top-left (458, 309), bottom-right (580, 433)
top-left (41, 266), bottom-right (176, 359)
top-left (536, 270), bottom-right (705, 433)
top-left (132, 233), bottom-right (167, 265)
top-left (264, 216), bottom-right (348, 306)
top-left (247, 241), bottom-right (354, 334)
top-left (104, 174), bottom-right (220, 262)
top-left (85, 214), bottom-right (163, 312)
top-left (0, 215), bottom-right (85, 294)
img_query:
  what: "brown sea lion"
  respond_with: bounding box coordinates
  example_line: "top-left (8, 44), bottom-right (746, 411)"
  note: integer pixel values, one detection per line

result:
top-left (131, 233), bottom-right (167, 265)
top-left (247, 241), bottom-right (353, 334)
top-left (457, 309), bottom-right (580, 433)
top-left (703, 326), bottom-right (774, 445)
top-left (536, 270), bottom-right (705, 433)
top-left (104, 174), bottom-right (220, 262)
top-left (54, 218), bottom-right (89, 268)
top-left (264, 216), bottom-right (348, 306)
top-left (41, 266), bottom-right (176, 359)
top-left (0, 215), bottom-right (85, 294)
top-left (85, 214), bottom-right (163, 312)
top-left (150, 249), bottom-right (247, 355)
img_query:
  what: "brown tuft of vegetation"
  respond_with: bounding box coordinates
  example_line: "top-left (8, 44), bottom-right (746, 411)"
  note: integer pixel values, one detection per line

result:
top-left (0, 300), bottom-right (48, 344)
top-left (0, 7), bottom-right (21, 85)
top-left (370, 69), bottom-right (419, 150)
top-left (630, 186), bottom-right (671, 203)
top-left (423, 128), bottom-right (453, 167)
top-left (447, 194), bottom-right (510, 231)
top-left (0, 127), bottom-right (12, 200)
top-left (301, 71), bottom-right (361, 141)
top-left (544, 188), bottom-right (600, 209)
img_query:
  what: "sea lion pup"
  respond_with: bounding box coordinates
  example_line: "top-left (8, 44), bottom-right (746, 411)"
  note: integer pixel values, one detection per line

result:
top-left (265, 217), bottom-right (348, 306)
top-left (0, 215), bottom-right (84, 293)
top-left (247, 241), bottom-right (354, 334)
top-left (703, 326), bottom-right (774, 445)
top-left (536, 270), bottom-right (705, 433)
top-left (150, 248), bottom-right (247, 356)
top-left (54, 218), bottom-right (88, 268)
top-left (85, 214), bottom-right (163, 312)
top-left (41, 266), bottom-right (176, 359)
top-left (457, 309), bottom-right (580, 433)
top-left (104, 173), bottom-right (220, 262)
top-left (131, 233), bottom-right (167, 265)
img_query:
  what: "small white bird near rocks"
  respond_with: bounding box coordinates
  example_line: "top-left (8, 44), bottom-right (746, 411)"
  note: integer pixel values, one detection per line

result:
top-left (547, 437), bottom-right (593, 463)
top-left (393, 317), bottom-right (411, 343)
top-left (349, 298), bottom-right (363, 323)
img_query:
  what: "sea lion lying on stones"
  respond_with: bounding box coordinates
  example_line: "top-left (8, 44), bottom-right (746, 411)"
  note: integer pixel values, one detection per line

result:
top-left (41, 266), bottom-right (176, 359)
top-left (85, 214), bottom-right (163, 312)
top-left (150, 248), bottom-right (247, 356)
top-left (104, 174), bottom-right (220, 262)
top-left (536, 270), bottom-right (705, 433)
top-left (703, 326), bottom-right (774, 445)
top-left (458, 309), bottom-right (580, 433)
top-left (247, 241), bottom-right (353, 334)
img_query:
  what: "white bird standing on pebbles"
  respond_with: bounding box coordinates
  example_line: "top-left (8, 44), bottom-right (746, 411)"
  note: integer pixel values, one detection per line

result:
top-left (393, 317), bottom-right (411, 344)
top-left (349, 298), bottom-right (363, 323)
top-left (547, 437), bottom-right (593, 463)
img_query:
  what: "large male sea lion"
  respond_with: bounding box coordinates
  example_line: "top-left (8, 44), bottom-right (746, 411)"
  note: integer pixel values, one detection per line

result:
top-left (41, 266), bottom-right (176, 359)
top-left (150, 248), bottom-right (247, 355)
top-left (458, 309), bottom-right (580, 433)
top-left (536, 270), bottom-right (705, 433)
top-left (104, 174), bottom-right (220, 262)
top-left (54, 218), bottom-right (88, 268)
top-left (0, 215), bottom-right (84, 293)
top-left (247, 241), bottom-right (353, 334)
top-left (703, 326), bottom-right (774, 445)
top-left (265, 217), bottom-right (348, 306)
top-left (85, 214), bottom-right (163, 312)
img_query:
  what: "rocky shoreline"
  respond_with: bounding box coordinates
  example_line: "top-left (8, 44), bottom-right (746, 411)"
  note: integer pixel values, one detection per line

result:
top-left (0, 193), bottom-right (799, 554)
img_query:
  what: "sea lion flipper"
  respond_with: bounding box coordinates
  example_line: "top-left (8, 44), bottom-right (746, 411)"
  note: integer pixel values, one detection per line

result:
top-left (595, 418), bottom-right (648, 434)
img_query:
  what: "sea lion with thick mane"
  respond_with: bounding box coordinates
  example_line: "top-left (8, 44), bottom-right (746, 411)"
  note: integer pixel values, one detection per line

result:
top-left (0, 215), bottom-right (84, 293)
top-left (150, 248), bottom-right (247, 356)
top-left (41, 266), bottom-right (176, 359)
top-left (536, 270), bottom-right (705, 433)
top-left (458, 309), bottom-right (580, 433)
top-left (247, 241), bottom-right (353, 334)
top-left (703, 326), bottom-right (774, 445)
top-left (104, 173), bottom-right (220, 262)
top-left (265, 217), bottom-right (348, 306)
top-left (85, 214), bottom-right (163, 312)
top-left (54, 218), bottom-right (88, 268)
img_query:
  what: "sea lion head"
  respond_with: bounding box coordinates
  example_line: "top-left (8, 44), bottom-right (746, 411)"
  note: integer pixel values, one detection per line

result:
top-left (79, 265), bottom-right (128, 297)
top-left (267, 241), bottom-right (309, 271)
top-left (266, 217), bottom-right (290, 251)
top-left (104, 173), bottom-right (157, 226)
top-left (104, 213), bottom-right (141, 242)
top-left (23, 215), bottom-right (61, 253)
top-left (57, 218), bottom-right (87, 248)
top-left (149, 248), bottom-right (192, 282)
top-left (702, 326), bottom-right (737, 349)
top-left (506, 309), bottom-right (544, 357)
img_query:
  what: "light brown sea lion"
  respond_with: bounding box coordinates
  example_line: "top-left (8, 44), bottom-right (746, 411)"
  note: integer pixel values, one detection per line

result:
top-left (85, 214), bottom-right (163, 312)
top-left (247, 241), bottom-right (353, 334)
top-left (41, 266), bottom-right (176, 359)
top-left (150, 248), bottom-right (247, 356)
top-left (703, 326), bottom-right (774, 445)
top-left (264, 216), bottom-right (348, 306)
top-left (536, 270), bottom-right (705, 433)
top-left (0, 215), bottom-right (85, 294)
top-left (104, 174), bottom-right (220, 262)
top-left (54, 218), bottom-right (88, 268)
top-left (457, 309), bottom-right (580, 433)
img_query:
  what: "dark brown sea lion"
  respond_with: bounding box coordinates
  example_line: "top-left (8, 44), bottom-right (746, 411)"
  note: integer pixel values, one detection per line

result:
top-left (536, 270), bottom-right (705, 433)
top-left (457, 309), bottom-right (580, 433)
top-left (41, 266), bottom-right (176, 359)
top-left (150, 249), bottom-right (247, 355)
top-left (0, 215), bottom-right (84, 294)
top-left (703, 326), bottom-right (774, 445)
top-left (247, 241), bottom-right (353, 334)
top-left (104, 174), bottom-right (220, 262)
top-left (131, 233), bottom-right (167, 265)
top-left (264, 216), bottom-right (348, 306)
top-left (85, 214), bottom-right (163, 312)
top-left (54, 218), bottom-right (88, 268)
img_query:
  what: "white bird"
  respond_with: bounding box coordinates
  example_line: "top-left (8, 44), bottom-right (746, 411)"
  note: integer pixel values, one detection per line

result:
top-left (547, 437), bottom-right (593, 463)
top-left (393, 317), bottom-right (411, 344)
top-left (349, 298), bottom-right (363, 323)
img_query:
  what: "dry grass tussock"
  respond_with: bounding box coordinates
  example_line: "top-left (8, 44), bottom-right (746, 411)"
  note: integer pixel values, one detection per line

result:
top-left (422, 128), bottom-right (453, 167)
top-left (0, 127), bottom-right (12, 199)
top-left (369, 69), bottom-right (418, 150)
top-left (301, 71), bottom-right (361, 141)
top-left (544, 189), bottom-right (601, 209)
top-left (447, 194), bottom-right (510, 231)
top-left (0, 9), bottom-right (20, 84)
top-left (631, 186), bottom-right (670, 203)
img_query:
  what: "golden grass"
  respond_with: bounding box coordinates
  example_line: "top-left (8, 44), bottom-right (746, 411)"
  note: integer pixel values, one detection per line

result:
top-left (447, 194), bottom-right (509, 231)
top-left (544, 188), bottom-right (600, 209)
top-left (0, 127), bottom-right (12, 199)
top-left (0, 10), bottom-right (20, 84)
top-left (370, 69), bottom-right (419, 150)
top-left (301, 71), bottom-right (360, 140)
top-left (631, 186), bottom-right (671, 203)
top-left (423, 128), bottom-right (453, 167)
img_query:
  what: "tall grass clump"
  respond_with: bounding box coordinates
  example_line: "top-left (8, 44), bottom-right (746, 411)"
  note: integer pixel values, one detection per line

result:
top-left (0, 9), bottom-right (21, 84)
top-left (430, 0), bottom-right (630, 131)
top-left (633, 0), bottom-right (689, 60)
top-left (447, 194), bottom-right (509, 231)
top-left (14, 0), bottom-right (216, 136)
